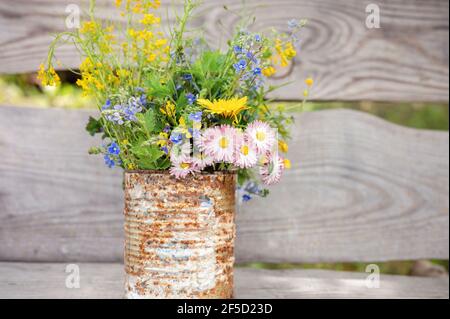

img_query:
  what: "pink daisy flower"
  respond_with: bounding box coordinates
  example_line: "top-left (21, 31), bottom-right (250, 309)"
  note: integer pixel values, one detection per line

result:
top-left (194, 127), bottom-right (215, 153)
top-left (203, 125), bottom-right (237, 163)
top-left (234, 132), bottom-right (258, 169)
top-left (246, 121), bottom-right (276, 155)
top-left (170, 156), bottom-right (198, 179)
top-left (260, 152), bottom-right (285, 185)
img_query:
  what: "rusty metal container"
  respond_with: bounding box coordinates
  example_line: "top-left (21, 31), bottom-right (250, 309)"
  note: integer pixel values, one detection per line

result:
top-left (123, 171), bottom-right (236, 299)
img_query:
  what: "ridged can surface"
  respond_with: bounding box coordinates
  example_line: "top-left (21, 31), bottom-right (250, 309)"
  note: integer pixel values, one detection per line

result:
top-left (124, 171), bottom-right (236, 299)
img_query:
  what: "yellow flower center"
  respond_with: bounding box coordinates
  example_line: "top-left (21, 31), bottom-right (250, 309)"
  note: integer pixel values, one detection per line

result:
top-left (241, 145), bottom-right (249, 156)
top-left (180, 163), bottom-right (190, 170)
top-left (256, 131), bottom-right (266, 142)
top-left (219, 137), bottom-right (229, 149)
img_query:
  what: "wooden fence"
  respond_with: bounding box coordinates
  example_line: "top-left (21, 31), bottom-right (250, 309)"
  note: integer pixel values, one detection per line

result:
top-left (0, 0), bottom-right (448, 101)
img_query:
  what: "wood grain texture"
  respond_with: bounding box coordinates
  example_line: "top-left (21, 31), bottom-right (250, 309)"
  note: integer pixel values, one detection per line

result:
top-left (0, 262), bottom-right (447, 299)
top-left (0, 106), bottom-right (448, 263)
top-left (0, 0), bottom-right (448, 101)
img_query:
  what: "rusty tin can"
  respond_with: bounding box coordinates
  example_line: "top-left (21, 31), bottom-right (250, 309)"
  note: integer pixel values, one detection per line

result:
top-left (124, 171), bottom-right (236, 299)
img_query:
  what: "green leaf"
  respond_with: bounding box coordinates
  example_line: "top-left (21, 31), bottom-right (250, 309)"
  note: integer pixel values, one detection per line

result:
top-left (144, 109), bottom-right (156, 133)
top-left (85, 116), bottom-right (102, 137)
top-left (131, 144), bottom-right (164, 162)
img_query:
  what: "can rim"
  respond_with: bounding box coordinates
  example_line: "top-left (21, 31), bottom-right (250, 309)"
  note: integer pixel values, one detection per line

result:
top-left (125, 169), bottom-right (237, 175)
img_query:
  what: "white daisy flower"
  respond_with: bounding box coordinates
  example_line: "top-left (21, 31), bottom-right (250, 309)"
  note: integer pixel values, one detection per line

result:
top-left (203, 125), bottom-right (237, 163)
top-left (246, 121), bottom-right (276, 154)
top-left (170, 156), bottom-right (198, 179)
top-left (192, 151), bottom-right (214, 170)
top-left (260, 152), bottom-right (285, 185)
top-left (234, 132), bottom-right (258, 168)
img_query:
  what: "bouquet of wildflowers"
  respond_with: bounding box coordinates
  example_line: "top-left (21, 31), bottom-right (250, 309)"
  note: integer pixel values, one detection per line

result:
top-left (38, 0), bottom-right (313, 200)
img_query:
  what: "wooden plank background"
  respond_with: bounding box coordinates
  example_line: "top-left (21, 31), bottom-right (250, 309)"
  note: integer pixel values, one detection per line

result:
top-left (0, 106), bottom-right (448, 263)
top-left (1, 263), bottom-right (448, 298)
top-left (0, 0), bottom-right (448, 101)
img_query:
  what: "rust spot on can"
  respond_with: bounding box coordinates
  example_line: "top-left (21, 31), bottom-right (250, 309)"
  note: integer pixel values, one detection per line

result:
top-left (124, 171), bottom-right (236, 299)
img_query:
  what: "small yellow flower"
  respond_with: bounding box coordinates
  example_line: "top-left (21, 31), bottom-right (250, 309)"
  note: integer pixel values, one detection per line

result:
top-left (115, 0), bottom-right (122, 8)
top-left (140, 13), bottom-right (161, 26)
top-left (305, 77), bottom-right (314, 87)
top-left (284, 159), bottom-right (292, 169)
top-left (303, 89), bottom-right (309, 98)
top-left (178, 118), bottom-right (192, 139)
top-left (278, 140), bottom-right (289, 153)
top-left (79, 21), bottom-right (97, 34)
top-left (262, 66), bottom-right (276, 77)
top-left (197, 97), bottom-right (248, 119)
top-left (284, 42), bottom-right (297, 59)
top-left (37, 63), bottom-right (60, 87)
top-left (160, 100), bottom-right (176, 120)
top-left (154, 38), bottom-right (168, 48)
top-left (157, 133), bottom-right (168, 147)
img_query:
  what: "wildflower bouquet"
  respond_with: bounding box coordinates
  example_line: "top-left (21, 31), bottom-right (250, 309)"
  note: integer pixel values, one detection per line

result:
top-left (39, 0), bottom-right (312, 200)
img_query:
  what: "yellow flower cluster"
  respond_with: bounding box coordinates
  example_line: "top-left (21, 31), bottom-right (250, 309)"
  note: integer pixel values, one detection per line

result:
top-left (262, 39), bottom-right (297, 78)
top-left (140, 13), bottom-right (161, 25)
top-left (79, 21), bottom-right (98, 35)
top-left (37, 64), bottom-right (61, 87)
top-left (160, 100), bottom-right (177, 123)
top-left (76, 57), bottom-right (115, 96)
top-left (117, 0), bottom-right (161, 14)
top-left (274, 39), bottom-right (297, 67)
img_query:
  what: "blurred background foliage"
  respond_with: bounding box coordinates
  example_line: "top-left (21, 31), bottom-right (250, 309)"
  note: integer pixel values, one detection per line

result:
top-left (0, 73), bottom-right (448, 276)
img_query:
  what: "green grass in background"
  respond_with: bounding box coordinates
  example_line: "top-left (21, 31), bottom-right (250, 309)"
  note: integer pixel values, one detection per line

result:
top-left (239, 260), bottom-right (449, 276)
top-left (1, 74), bottom-right (448, 276)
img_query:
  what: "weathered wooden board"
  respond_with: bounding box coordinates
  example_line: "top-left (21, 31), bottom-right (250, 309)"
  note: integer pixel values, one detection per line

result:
top-left (0, 262), bottom-right (447, 299)
top-left (0, 106), bottom-right (448, 263)
top-left (0, 0), bottom-right (448, 101)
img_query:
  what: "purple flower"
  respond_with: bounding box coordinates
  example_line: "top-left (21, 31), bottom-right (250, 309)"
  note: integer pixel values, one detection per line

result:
top-left (139, 94), bottom-right (147, 105)
top-left (233, 59), bottom-right (247, 72)
top-left (255, 34), bottom-right (262, 42)
top-left (170, 132), bottom-right (183, 145)
top-left (163, 125), bottom-right (171, 133)
top-left (161, 146), bottom-right (169, 154)
top-left (107, 142), bottom-right (120, 155)
top-left (102, 99), bottom-right (111, 110)
top-left (233, 46), bottom-right (243, 54)
top-left (186, 93), bottom-right (197, 105)
top-left (188, 111), bottom-right (203, 122)
top-left (104, 154), bottom-right (115, 168)
top-left (242, 194), bottom-right (252, 202)
top-left (182, 74), bottom-right (193, 81)
top-left (253, 67), bottom-right (262, 76)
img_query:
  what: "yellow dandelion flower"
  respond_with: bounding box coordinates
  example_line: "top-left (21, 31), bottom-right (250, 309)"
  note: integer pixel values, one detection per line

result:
top-left (197, 97), bottom-right (248, 119)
